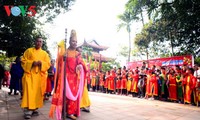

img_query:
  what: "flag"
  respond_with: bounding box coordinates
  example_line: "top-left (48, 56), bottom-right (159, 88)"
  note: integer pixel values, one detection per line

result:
top-left (99, 54), bottom-right (102, 71)
top-left (49, 39), bottom-right (66, 119)
top-left (94, 58), bottom-right (97, 69)
top-left (57, 39), bottom-right (66, 56)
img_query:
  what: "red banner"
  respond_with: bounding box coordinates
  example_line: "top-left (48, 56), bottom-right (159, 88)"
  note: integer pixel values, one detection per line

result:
top-left (128, 55), bottom-right (194, 69)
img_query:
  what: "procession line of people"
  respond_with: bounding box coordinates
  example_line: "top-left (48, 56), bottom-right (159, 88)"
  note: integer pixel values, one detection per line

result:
top-left (87, 63), bottom-right (200, 106)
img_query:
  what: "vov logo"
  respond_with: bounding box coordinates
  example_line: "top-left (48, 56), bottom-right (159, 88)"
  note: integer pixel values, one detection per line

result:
top-left (4, 5), bottom-right (36, 17)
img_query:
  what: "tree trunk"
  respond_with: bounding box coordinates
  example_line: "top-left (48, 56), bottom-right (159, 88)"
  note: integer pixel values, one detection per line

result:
top-left (170, 31), bottom-right (174, 56)
top-left (128, 30), bottom-right (131, 62)
top-left (146, 48), bottom-right (149, 68)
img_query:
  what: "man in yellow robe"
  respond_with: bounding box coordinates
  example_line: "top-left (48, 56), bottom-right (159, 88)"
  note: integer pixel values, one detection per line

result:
top-left (21, 37), bottom-right (50, 119)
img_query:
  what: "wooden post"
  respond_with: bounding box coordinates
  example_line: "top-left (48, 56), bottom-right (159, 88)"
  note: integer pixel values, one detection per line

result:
top-left (62, 28), bottom-right (67, 120)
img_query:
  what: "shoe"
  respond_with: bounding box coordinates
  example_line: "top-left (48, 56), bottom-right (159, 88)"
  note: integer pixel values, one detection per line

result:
top-left (14, 93), bottom-right (19, 95)
top-left (8, 92), bottom-right (11, 95)
top-left (67, 115), bottom-right (77, 120)
top-left (81, 107), bottom-right (90, 113)
top-left (32, 110), bottom-right (39, 116)
top-left (24, 114), bottom-right (32, 119)
top-left (24, 111), bottom-right (33, 119)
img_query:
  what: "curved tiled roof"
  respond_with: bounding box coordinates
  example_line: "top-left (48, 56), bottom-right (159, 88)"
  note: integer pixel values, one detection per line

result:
top-left (78, 40), bottom-right (109, 51)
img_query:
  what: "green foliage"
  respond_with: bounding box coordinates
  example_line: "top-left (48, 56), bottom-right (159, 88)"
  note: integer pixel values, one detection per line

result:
top-left (125, 0), bottom-right (146, 24)
top-left (0, 53), bottom-right (7, 65)
top-left (101, 60), bottom-right (120, 72)
top-left (90, 61), bottom-right (97, 70)
top-left (0, 53), bottom-right (15, 69)
top-left (194, 57), bottom-right (200, 65)
top-left (89, 59), bottom-right (120, 72)
top-left (134, 20), bottom-right (174, 58)
top-left (81, 46), bottom-right (93, 61)
top-left (125, 0), bottom-right (200, 58)
top-left (81, 45), bottom-right (120, 72)
top-left (0, 0), bottom-right (75, 57)
top-left (101, 62), bottom-right (112, 72)
top-left (118, 46), bottom-right (129, 58)
top-left (117, 10), bottom-right (138, 32)
top-left (109, 60), bottom-right (121, 69)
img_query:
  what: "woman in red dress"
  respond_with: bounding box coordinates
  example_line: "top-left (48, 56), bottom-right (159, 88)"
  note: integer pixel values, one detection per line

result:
top-left (99, 71), bottom-right (104, 92)
top-left (109, 70), bottom-right (116, 94)
top-left (116, 68), bottom-right (122, 95)
top-left (167, 68), bottom-right (177, 101)
top-left (130, 71), bottom-right (139, 97)
top-left (145, 70), bottom-right (151, 99)
top-left (121, 69), bottom-right (127, 95)
top-left (104, 71), bottom-right (110, 93)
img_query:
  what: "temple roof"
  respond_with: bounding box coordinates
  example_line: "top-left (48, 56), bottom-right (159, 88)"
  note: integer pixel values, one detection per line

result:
top-left (92, 52), bottom-right (113, 62)
top-left (77, 40), bottom-right (112, 62)
top-left (78, 40), bottom-right (109, 52)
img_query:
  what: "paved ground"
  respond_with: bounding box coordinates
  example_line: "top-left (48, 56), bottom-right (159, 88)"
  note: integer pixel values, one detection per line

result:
top-left (0, 87), bottom-right (200, 120)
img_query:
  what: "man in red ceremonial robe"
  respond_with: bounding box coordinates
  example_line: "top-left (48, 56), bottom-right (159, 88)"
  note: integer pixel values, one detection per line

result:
top-left (49, 30), bottom-right (87, 120)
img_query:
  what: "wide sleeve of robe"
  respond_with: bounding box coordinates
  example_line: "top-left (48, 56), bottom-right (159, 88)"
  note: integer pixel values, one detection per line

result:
top-left (21, 48), bottom-right (50, 73)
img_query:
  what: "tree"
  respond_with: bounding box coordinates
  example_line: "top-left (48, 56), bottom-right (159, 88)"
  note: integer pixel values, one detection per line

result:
top-left (125, 0), bottom-right (200, 57)
top-left (134, 21), bottom-right (172, 59)
top-left (194, 57), bottom-right (200, 65)
top-left (125, 0), bottom-right (146, 25)
top-left (101, 60), bottom-right (120, 73)
top-left (118, 45), bottom-right (129, 58)
top-left (123, 0), bottom-right (149, 61)
top-left (134, 21), bottom-right (152, 60)
top-left (0, 0), bottom-right (75, 57)
top-left (117, 10), bottom-right (138, 62)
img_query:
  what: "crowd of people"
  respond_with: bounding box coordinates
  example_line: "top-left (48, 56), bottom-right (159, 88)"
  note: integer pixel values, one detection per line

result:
top-left (87, 62), bottom-right (200, 106)
top-left (0, 30), bottom-right (200, 120)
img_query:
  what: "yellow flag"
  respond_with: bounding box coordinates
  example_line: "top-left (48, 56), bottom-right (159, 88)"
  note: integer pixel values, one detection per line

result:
top-left (57, 40), bottom-right (66, 56)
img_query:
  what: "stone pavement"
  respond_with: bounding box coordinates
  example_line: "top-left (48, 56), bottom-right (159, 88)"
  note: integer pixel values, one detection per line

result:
top-left (0, 86), bottom-right (200, 120)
